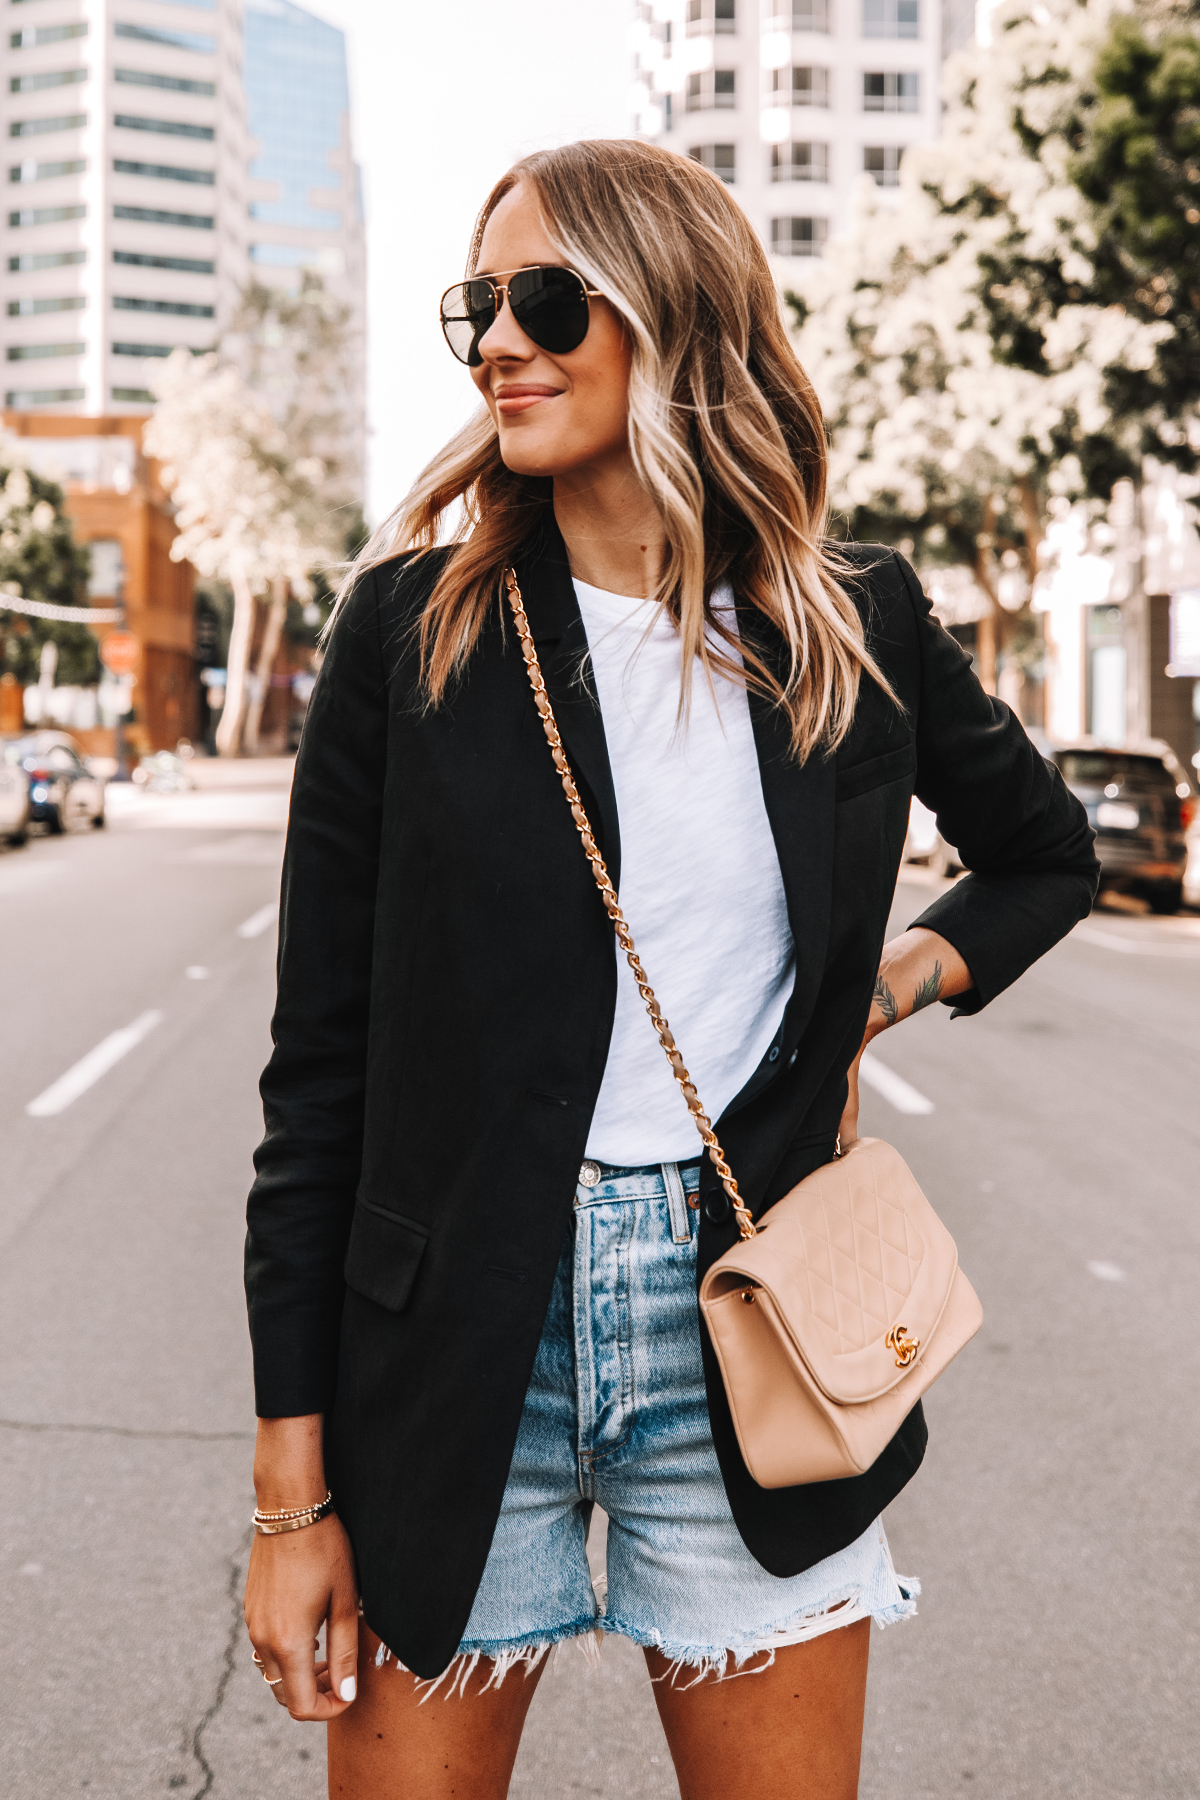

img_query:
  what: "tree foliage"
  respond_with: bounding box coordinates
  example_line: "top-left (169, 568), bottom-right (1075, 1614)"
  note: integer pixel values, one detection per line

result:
top-left (792, 0), bottom-right (1198, 686)
top-left (0, 462), bottom-right (97, 687)
top-left (143, 271), bottom-right (361, 753)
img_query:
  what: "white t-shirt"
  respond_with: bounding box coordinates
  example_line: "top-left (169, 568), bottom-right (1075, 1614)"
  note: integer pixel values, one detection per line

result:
top-left (574, 577), bottom-right (795, 1166)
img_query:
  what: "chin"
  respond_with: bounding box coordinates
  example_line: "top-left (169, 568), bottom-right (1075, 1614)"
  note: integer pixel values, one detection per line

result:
top-left (496, 433), bottom-right (568, 479)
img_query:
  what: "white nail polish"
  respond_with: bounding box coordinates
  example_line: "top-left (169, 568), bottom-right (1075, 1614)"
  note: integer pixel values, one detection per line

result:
top-left (339, 1676), bottom-right (357, 1702)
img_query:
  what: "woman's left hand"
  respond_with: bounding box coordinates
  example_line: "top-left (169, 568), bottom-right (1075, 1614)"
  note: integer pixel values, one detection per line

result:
top-left (838, 927), bottom-right (973, 1149)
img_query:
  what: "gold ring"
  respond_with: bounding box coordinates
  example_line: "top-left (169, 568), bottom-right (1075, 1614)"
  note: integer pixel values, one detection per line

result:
top-left (251, 1651), bottom-right (264, 1667)
top-left (263, 1671), bottom-right (285, 1687)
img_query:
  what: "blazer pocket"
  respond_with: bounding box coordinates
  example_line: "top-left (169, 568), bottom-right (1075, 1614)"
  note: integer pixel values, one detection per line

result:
top-left (343, 1201), bottom-right (429, 1314)
top-left (835, 743), bottom-right (917, 803)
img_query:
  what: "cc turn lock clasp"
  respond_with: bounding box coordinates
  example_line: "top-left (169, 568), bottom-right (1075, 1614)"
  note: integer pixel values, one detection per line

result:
top-left (885, 1323), bottom-right (920, 1367)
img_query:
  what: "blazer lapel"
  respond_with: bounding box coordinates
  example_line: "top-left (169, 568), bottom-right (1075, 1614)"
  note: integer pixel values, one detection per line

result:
top-left (743, 616), bottom-right (837, 1049)
top-left (512, 521), bottom-right (622, 892)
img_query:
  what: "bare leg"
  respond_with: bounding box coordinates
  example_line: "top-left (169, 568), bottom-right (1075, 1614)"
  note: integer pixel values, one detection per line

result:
top-left (645, 1615), bottom-right (871, 1800)
top-left (327, 1619), bottom-right (546, 1800)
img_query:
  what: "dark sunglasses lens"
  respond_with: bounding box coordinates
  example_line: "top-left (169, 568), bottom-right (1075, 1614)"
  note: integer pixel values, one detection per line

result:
top-left (440, 280), bottom-right (496, 366)
top-left (509, 267), bottom-right (591, 355)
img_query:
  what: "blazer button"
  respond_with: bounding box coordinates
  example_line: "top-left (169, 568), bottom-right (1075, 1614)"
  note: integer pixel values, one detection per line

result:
top-left (768, 1044), bottom-right (780, 1063)
top-left (704, 1191), bottom-right (731, 1225)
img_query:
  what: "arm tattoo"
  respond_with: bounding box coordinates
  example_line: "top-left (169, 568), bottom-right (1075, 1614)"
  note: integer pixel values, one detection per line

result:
top-left (911, 960), bottom-right (944, 1014)
top-left (873, 973), bottom-right (898, 1027)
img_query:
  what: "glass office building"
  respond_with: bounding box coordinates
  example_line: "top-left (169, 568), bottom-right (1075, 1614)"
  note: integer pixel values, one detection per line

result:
top-left (244, 0), bottom-right (366, 467)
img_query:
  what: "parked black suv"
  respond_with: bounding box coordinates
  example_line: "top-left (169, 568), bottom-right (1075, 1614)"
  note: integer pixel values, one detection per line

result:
top-left (1049, 741), bottom-right (1195, 913)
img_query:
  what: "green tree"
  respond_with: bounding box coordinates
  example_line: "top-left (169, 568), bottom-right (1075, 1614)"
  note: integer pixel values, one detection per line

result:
top-left (1066, 10), bottom-right (1200, 462)
top-left (0, 463), bottom-right (97, 688)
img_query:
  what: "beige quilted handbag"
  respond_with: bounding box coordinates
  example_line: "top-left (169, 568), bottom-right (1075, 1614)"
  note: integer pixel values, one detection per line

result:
top-left (506, 571), bottom-right (983, 1490)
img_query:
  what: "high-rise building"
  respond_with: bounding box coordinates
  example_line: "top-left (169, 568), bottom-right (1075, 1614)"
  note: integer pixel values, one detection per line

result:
top-left (243, 0), bottom-right (365, 483)
top-left (2, 0), bottom-right (250, 413)
top-left (631, 0), bottom-right (945, 277)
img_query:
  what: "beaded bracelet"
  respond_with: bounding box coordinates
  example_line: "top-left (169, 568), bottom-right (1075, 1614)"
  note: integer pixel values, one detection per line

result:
top-left (252, 1490), bottom-right (334, 1536)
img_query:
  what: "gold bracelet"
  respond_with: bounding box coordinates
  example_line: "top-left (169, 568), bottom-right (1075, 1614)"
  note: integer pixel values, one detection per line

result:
top-left (253, 1488), bottom-right (332, 1522)
top-left (252, 1492), bottom-right (335, 1535)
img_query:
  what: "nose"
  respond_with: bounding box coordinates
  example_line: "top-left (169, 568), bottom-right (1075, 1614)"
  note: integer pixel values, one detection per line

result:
top-left (477, 285), bottom-right (534, 364)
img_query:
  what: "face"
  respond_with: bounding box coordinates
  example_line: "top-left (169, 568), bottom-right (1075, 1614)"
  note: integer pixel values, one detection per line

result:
top-left (465, 184), bottom-right (633, 484)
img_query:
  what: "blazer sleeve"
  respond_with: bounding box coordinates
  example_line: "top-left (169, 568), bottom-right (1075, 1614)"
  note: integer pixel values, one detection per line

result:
top-left (244, 567), bottom-right (388, 1417)
top-left (895, 554), bottom-right (1100, 1013)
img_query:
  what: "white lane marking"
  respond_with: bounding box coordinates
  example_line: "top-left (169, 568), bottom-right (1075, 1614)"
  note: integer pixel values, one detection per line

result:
top-left (1072, 923), bottom-right (1200, 959)
top-left (185, 965), bottom-right (210, 980)
top-left (236, 900), bottom-right (278, 940)
top-left (26, 1009), bottom-right (164, 1118)
top-left (1087, 1261), bottom-right (1126, 1283)
top-left (859, 1051), bottom-right (935, 1115)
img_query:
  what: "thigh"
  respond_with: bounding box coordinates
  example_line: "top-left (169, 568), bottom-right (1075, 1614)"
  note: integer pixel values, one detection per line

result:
top-left (645, 1615), bottom-right (871, 1800)
top-left (327, 1618), bottom-right (546, 1800)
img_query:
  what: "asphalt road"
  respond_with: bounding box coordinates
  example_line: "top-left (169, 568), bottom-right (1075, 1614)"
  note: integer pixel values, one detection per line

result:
top-left (1, 770), bottom-right (1197, 1800)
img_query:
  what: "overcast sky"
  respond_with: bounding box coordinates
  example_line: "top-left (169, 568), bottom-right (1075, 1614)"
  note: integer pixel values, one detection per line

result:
top-left (307, 0), bottom-right (634, 524)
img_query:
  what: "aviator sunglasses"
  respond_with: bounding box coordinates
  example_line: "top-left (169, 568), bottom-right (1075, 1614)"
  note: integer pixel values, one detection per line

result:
top-left (439, 266), bottom-right (602, 367)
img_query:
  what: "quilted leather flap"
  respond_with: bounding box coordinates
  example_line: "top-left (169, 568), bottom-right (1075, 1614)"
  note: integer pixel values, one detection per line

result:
top-left (703, 1138), bottom-right (959, 1403)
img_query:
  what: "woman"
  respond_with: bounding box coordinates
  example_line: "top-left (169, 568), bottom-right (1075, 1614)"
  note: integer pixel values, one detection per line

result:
top-left (243, 141), bottom-right (1097, 1798)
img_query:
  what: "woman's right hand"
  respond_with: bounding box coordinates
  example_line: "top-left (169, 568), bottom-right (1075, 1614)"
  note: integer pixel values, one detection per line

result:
top-left (243, 1415), bottom-right (361, 1721)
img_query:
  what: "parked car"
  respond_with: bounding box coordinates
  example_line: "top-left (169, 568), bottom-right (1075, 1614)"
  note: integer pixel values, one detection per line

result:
top-left (1048, 740), bottom-right (1194, 914)
top-left (0, 754), bottom-right (31, 845)
top-left (0, 731), bottom-right (106, 833)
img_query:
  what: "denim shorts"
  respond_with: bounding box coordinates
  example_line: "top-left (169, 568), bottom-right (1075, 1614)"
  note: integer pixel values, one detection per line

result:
top-left (388, 1158), bottom-right (917, 1691)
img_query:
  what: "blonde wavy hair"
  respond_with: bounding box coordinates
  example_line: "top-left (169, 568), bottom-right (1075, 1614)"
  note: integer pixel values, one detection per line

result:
top-left (337, 138), bottom-right (891, 757)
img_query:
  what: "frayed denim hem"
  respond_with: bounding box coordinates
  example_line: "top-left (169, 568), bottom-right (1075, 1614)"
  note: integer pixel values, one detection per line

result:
top-left (599, 1573), bottom-right (921, 1690)
top-left (372, 1614), bottom-right (603, 1702)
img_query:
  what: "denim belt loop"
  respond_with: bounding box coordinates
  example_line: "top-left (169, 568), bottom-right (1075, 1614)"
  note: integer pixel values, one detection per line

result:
top-left (661, 1161), bottom-right (692, 1245)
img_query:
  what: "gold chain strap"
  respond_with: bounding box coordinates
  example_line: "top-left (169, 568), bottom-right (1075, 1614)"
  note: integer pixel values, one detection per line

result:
top-left (504, 568), bottom-right (757, 1242)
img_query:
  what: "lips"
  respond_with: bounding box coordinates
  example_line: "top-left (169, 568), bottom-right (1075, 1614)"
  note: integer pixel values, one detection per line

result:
top-left (494, 384), bottom-right (562, 415)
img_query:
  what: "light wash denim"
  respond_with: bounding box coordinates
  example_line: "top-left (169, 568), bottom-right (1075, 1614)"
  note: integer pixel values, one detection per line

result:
top-left (385, 1158), bottom-right (917, 1692)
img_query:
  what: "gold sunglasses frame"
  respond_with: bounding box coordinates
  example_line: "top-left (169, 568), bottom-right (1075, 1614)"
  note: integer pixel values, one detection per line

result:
top-left (438, 266), bottom-right (604, 361)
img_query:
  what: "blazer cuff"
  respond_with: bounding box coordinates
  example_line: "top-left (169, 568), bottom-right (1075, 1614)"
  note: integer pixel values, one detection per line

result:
top-left (908, 869), bottom-right (1096, 1016)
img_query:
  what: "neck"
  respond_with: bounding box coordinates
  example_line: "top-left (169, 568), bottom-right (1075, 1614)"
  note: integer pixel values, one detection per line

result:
top-left (552, 452), bottom-right (666, 599)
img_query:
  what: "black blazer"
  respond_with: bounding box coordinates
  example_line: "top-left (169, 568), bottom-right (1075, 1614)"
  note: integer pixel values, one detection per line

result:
top-left (245, 526), bottom-right (1098, 1678)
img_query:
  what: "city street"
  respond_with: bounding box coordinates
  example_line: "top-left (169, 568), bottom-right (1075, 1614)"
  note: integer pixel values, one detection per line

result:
top-left (1, 770), bottom-right (1197, 1800)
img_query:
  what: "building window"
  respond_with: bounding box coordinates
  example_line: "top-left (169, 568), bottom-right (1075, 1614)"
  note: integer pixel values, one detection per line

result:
top-left (114, 70), bottom-right (216, 97)
top-left (8, 249), bottom-right (86, 271)
top-left (9, 114), bottom-right (87, 138)
top-left (6, 341), bottom-right (85, 361)
top-left (6, 386), bottom-right (86, 406)
top-left (112, 386), bottom-right (155, 404)
top-left (662, 93), bottom-right (673, 131)
top-left (863, 144), bottom-right (902, 184)
top-left (10, 69), bottom-right (88, 94)
top-left (114, 159), bottom-right (215, 185)
top-left (114, 23), bottom-right (216, 55)
top-left (862, 0), bottom-right (920, 34)
top-left (772, 141), bottom-right (829, 182)
top-left (771, 66), bottom-right (830, 106)
top-left (8, 203), bottom-right (86, 226)
top-left (113, 203), bottom-right (213, 229)
top-left (9, 158), bottom-right (87, 182)
top-left (114, 296), bottom-right (213, 317)
top-left (863, 71), bottom-right (920, 110)
top-left (771, 216), bottom-right (828, 256)
top-left (686, 0), bottom-right (736, 31)
top-left (10, 23), bottom-right (88, 48)
top-left (689, 142), bottom-right (736, 182)
top-left (686, 69), bottom-right (737, 110)
top-left (7, 295), bottom-right (86, 316)
top-left (113, 249), bottom-right (214, 273)
top-left (114, 114), bottom-right (215, 141)
top-left (764, 0), bottom-right (831, 27)
top-left (113, 341), bottom-right (175, 358)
